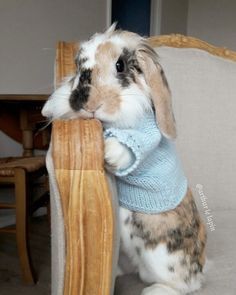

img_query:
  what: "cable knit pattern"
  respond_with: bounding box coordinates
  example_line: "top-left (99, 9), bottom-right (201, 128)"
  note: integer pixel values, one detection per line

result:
top-left (104, 112), bottom-right (188, 213)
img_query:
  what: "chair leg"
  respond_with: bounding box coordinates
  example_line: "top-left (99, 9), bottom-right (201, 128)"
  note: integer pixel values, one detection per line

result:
top-left (14, 168), bottom-right (37, 284)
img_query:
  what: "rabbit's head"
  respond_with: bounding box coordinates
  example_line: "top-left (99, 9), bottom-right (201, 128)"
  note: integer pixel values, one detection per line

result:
top-left (42, 24), bottom-right (176, 138)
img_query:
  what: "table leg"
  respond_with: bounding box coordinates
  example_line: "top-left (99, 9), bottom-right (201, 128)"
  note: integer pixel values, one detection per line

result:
top-left (20, 109), bottom-right (34, 157)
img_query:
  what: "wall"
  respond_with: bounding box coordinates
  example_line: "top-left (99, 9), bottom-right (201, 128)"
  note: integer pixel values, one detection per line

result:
top-left (187, 0), bottom-right (236, 50)
top-left (160, 0), bottom-right (188, 35)
top-left (150, 0), bottom-right (189, 36)
top-left (151, 0), bottom-right (236, 51)
top-left (0, 0), bottom-right (107, 156)
top-left (0, 0), bottom-right (107, 94)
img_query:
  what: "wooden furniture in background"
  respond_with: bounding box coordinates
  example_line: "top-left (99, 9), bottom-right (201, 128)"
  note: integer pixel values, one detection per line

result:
top-left (0, 156), bottom-right (48, 284)
top-left (0, 96), bottom-right (50, 284)
top-left (0, 94), bottom-right (49, 156)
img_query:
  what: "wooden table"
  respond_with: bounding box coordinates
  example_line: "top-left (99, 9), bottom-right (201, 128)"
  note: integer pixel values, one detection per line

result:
top-left (0, 94), bottom-right (49, 156)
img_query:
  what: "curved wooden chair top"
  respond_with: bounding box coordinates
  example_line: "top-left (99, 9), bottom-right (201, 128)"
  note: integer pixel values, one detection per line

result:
top-left (148, 34), bottom-right (236, 62)
top-left (56, 35), bottom-right (236, 83)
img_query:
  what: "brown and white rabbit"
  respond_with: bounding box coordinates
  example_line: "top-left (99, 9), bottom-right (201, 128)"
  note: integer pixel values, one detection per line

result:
top-left (42, 24), bottom-right (207, 295)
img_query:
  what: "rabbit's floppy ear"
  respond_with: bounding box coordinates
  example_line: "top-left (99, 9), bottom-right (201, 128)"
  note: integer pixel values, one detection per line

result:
top-left (136, 42), bottom-right (176, 139)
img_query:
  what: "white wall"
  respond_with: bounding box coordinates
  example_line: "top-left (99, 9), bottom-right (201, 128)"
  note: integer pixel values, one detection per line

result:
top-left (0, 0), bottom-right (107, 156)
top-left (160, 0), bottom-right (188, 35)
top-left (151, 0), bottom-right (236, 51)
top-left (187, 0), bottom-right (236, 50)
top-left (0, 0), bottom-right (107, 94)
top-left (151, 0), bottom-right (189, 36)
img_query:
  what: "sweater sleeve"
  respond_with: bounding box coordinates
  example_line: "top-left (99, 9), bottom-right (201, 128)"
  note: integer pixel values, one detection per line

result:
top-left (104, 118), bottom-right (162, 177)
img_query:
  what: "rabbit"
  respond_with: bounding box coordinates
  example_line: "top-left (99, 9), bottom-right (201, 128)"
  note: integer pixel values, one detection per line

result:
top-left (42, 24), bottom-right (207, 295)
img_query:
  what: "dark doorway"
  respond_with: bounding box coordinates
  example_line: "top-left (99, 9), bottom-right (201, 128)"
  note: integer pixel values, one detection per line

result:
top-left (112, 0), bottom-right (151, 36)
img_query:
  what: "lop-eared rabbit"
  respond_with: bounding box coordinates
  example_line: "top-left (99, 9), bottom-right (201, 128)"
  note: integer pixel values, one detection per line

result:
top-left (42, 25), bottom-right (207, 295)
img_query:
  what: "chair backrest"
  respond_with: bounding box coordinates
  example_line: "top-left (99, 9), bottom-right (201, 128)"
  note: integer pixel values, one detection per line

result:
top-left (149, 35), bottom-right (236, 212)
top-left (51, 41), bottom-right (116, 295)
top-left (49, 35), bottom-right (236, 295)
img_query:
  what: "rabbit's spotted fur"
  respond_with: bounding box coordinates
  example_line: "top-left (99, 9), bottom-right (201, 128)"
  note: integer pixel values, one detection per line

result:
top-left (42, 25), bottom-right (207, 295)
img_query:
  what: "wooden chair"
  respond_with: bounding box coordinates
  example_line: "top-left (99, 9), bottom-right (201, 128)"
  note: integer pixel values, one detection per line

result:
top-left (0, 156), bottom-right (48, 284)
top-left (48, 36), bottom-right (236, 295)
top-left (47, 41), bottom-right (117, 295)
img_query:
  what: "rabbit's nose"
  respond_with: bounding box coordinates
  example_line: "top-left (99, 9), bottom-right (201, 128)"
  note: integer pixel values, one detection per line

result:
top-left (69, 86), bottom-right (90, 111)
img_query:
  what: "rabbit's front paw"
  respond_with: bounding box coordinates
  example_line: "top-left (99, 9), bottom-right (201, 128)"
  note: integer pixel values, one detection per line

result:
top-left (104, 137), bottom-right (133, 172)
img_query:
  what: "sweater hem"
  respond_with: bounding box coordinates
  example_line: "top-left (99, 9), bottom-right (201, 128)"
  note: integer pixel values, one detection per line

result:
top-left (118, 181), bottom-right (188, 214)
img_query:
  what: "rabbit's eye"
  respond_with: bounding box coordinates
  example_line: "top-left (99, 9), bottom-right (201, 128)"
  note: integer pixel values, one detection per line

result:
top-left (116, 58), bottom-right (125, 73)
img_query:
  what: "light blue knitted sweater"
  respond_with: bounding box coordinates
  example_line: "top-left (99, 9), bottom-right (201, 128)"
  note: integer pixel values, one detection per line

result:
top-left (103, 111), bottom-right (188, 214)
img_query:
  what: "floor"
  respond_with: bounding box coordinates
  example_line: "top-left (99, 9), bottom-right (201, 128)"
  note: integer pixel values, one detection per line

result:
top-left (0, 216), bottom-right (51, 295)
top-left (1, 210), bottom-right (236, 295)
